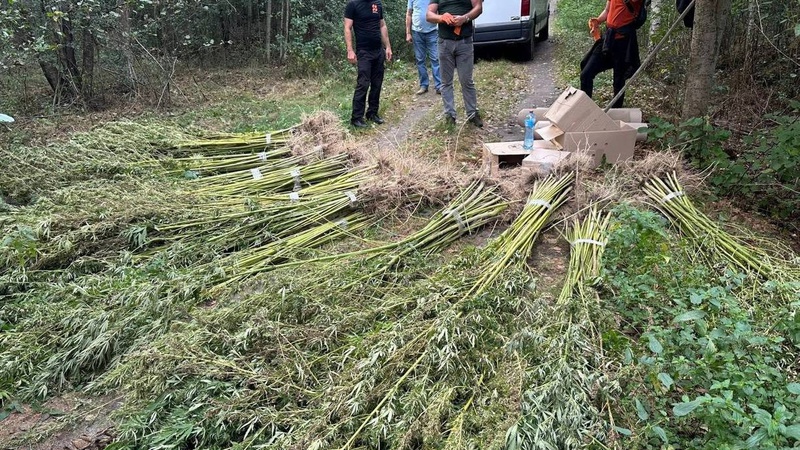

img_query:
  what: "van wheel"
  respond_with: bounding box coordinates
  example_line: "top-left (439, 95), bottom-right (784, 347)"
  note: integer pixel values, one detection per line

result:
top-left (537, 16), bottom-right (550, 42)
top-left (520, 30), bottom-right (535, 61)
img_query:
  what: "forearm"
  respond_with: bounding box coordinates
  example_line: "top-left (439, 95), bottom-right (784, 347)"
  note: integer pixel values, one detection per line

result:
top-left (381, 24), bottom-right (391, 50)
top-left (426, 7), bottom-right (441, 24)
top-left (465, 4), bottom-right (481, 20)
top-left (406, 12), bottom-right (412, 34)
top-left (344, 27), bottom-right (354, 52)
top-left (597, 1), bottom-right (610, 22)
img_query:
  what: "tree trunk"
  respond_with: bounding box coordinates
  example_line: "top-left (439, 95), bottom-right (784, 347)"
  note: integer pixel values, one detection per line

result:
top-left (280, 0), bottom-right (289, 61)
top-left (81, 25), bottom-right (95, 103)
top-left (119, 0), bottom-right (138, 96)
top-left (681, 0), bottom-right (731, 119)
top-left (743, 0), bottom-right (756, 73)
top-left (266, 0), bottom-right (272, 62)
top-left (59, 10), bottom-right (82, 92)
top-left (648, 0), bottom-right (663, 49)
top-left (38, 60), bottom-right (63, 93)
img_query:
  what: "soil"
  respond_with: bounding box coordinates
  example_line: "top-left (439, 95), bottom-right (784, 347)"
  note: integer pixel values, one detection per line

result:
top-left (0, 395), bottom-right (118, 450)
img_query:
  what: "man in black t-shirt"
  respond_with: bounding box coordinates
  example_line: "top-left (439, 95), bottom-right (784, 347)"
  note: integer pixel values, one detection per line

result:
top-left (345, 0), bottom-right (393, 128)
top-left (426, 0), bottom-right (483, 127)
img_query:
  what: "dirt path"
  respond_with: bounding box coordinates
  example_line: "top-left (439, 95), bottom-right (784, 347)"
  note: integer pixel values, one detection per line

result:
top-left (486, 5), bottom-right (562, 141)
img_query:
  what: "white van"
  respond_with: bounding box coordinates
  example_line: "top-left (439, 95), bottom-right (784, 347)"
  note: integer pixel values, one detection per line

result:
top-left (474, 0), bottom-right (550, 61)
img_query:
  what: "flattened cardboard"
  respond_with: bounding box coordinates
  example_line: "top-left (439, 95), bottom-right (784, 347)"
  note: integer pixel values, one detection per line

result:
top-left (544, 87), bottom-right (618, 132)
top-left (522, 148), bottom-right (571, 172)
top-left (536, 124), bottom-right (565, 142)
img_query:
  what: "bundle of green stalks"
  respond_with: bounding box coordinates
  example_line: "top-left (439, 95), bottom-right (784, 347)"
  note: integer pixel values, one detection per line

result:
top-left (644, 172), bottom-right (776, 278)
top-left (506, 207), bottom-right (616, 450)
top-left (272, 180), bottom-right (508, 283)
top-left (470, 172), bottom-right (574, 296)
top-left (149, 171), bottom-right (372, 255)
top-left (169, 147), bottom-right (293, 175)
top-left (168, 128), bottom-right (294, 157)
top-left (213, 213), bottom-right (372, 289)
top-left (558, 207), bottom-right (611, 303)
top-left (192, 154), bottom-right (350, 197)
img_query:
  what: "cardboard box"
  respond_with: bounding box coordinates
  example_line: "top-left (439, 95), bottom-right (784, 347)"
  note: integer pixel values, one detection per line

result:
top-left (551, 121), bottom-right (637, 166)
top-left (483, 141), bottom-right (530, 176)
top-left (544, 87), bottom-right (618, 132)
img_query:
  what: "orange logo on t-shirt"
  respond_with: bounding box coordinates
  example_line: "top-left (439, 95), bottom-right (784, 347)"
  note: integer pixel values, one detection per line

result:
top-left (372, 3), bottom-right (378, 13)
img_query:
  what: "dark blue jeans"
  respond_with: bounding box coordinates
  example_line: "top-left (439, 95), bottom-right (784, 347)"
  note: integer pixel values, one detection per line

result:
top-left (351, 47), bottom-right (385, 122)
top-left (412, 29), bottom-right (441, 90)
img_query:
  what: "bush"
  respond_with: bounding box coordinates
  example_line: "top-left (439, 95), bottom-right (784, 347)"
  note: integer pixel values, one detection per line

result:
top-left (648, 109), bottom-right (800, 231)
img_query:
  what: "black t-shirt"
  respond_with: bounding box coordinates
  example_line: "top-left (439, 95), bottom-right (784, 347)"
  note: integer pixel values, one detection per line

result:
top-left (345, 0), bottom-right (384, 51)
top-left (431, 0), bottom-right (474, 40)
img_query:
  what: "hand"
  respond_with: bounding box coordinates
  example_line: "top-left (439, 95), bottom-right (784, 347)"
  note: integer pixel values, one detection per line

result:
top-left (385, 47), bottom-right (393, 62)
top-left (588, 18), bottom-right (601, 40)
top-left (406, 32), bottom-right (412, 43)
top-left (347, 50), bottom-right (357, 64)
top-left (454, 15), bottom-right (469, 27)
top-left (440, 12), bottom-right (456, 25)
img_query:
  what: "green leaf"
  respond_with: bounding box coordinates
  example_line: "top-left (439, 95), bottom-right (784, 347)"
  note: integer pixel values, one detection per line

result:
top-left (658, 372), bottom-right (674, 390)
top-left (635, 398), bottom-right (649, 421)
top-left (652, 425), bottom-right (668, 443)
top-left (648, 335), bottom-right (663, 354)
top-left (746, 428), bottom-right (768, 448)
top-left (673, 397), bottom-right (704, 417)
top-left (795, 23), bottom-right (800, 36)
top-left (784, 424), bottom-right (800, 440)
top-left (614, 426), bottom-right (632, 436)
top-left (674, 310), bottom-right (706, 323)
top-left (787, 383), bottom-right (800, 395)
top-left (624, 347), bottom-right (634, 364)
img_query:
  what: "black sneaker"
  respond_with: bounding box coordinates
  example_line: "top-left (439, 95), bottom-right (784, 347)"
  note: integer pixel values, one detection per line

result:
top-left (468, 112), bottom-right (484, 128)
top-left (445, 114), bottom-right (456, 126)
top-left (366, 114), bottom-right (385, 125)
top-left (351, 118), bottom-right (368, 128)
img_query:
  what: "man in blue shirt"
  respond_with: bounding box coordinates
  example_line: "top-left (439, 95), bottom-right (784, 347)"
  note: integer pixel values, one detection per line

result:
top-left (406, 0), bottom-right (441, 95)
top-left (345, 0), bottom-right (393, 128)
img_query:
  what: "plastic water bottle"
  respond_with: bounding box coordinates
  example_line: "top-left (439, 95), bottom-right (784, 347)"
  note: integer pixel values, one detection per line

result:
top-left (523, 111), bottom-right (536, 151)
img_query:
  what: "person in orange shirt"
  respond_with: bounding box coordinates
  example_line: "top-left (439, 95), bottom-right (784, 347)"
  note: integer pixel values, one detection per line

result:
top-left (579, 0), bottom-right (644, 108)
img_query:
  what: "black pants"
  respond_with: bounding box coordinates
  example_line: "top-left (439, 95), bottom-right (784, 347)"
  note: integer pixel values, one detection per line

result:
top-left (351, 48), bottom-right (385, 121)
top-left (580, 36), bottom-right (631, 108)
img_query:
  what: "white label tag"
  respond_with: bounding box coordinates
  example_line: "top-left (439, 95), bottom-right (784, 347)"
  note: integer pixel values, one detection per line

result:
top-left (258, 151), bottom-right (268, 161)
top-left (251, 168), bottom-right (263, 180)
top-left (289, 192), bottom-right (300, 202)
top-left (265, 133), bottom-right (272, 144)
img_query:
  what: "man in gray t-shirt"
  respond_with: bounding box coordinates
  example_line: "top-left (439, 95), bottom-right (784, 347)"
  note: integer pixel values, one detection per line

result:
top-left (426, 0), bottom-right (483, 127)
